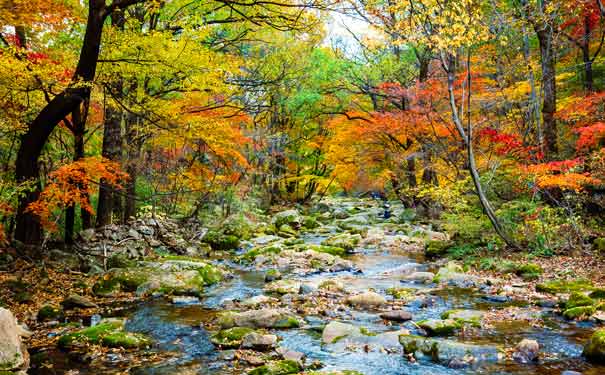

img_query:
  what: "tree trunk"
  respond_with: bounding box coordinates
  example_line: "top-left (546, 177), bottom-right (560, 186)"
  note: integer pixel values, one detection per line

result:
top-left (534, 8), bottom-right (558, 155)
top-left (123, 113), bottom-right (140, 222)
top-left (96, 93), bottom-right (123, 227)
top-left (583, 15), bottom-right (594, 92)
top-left (14, 0), bottom-right (107, 245)
top-left (444, 52), bottom-right (518, 249)
top-left (407, 157), bottom-right (417, 187)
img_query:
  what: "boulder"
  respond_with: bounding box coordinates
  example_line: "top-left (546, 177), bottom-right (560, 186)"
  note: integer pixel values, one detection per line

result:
top-left (399, 335), bottom-right (500, 364)
top-left (241, 332), bottom-right (278, 350)
top-left (264, 269), bottom-right (282, 282)
top-left (58, 319), bottom-right (150, 349)
top-left (322, 321), bottom-right (362, 344)
top-left (417, 319), bottom-right (461, 336)
top-left (37, 305), bottom-right (63, 322)
top-left (434, 262), bottom-right (480, 288)
top-left (380, 310), bottom-right (413, 322)
top-left (403, 272), bottom-right (435, 284)
top-left (321, 233), bottom-right (361, 251)
top-left (61, 294), bottom-right (98, 310)
top-left (0, 308), bottom-right (29, 372)
top-left (318, 280), bottom-right (344, 292)
top-left (441, 309), bottom-right (484, 327)
top-left (217, 309), bottom-right (301, 329)
top-left (512, 339), bottom-right (539, 363)
top-left (264, 280), bottom-right (301, 295)
top-left (583, 329), bottom-right (605, 363)
top-left (241, 295), bottom-right (279, 307)
top-left (271, 210), bottom-right (302, 229)
top-left (247, 360), bottom-right (301, 375)
top-left (211, 327), bottom-right (254, 348)
top-left (345, 291), bottom-right (386, 309)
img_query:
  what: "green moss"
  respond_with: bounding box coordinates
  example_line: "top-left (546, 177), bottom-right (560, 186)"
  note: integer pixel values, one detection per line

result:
top-left (37, 305), bottom-right (63, 321)
top-left (584, 329), bottom-right (605, 363)
top-left (58, 320), bottom-right (150, 349)
top-left (292, 244), bottom-right (346, 257)
top-left (203, 230), bottom-right (240, 250)
top-left (425, 240), bottom-right (452, 258)
top-left (239, 245), bottom-right (283, 263)
top-left (566, 292), bottom-right (594, 309)
top-left (247, 359), bottom-right (302, 375)
top-left (274, 316), bottom-right (301, 328)
top-left (217, 311), bottom-right (237, 328)
top-left (386, 287), bottom-right (414, 299)
top-left (211, 327), bottom-right (254, 348)
top-left (417, 319), bottom-right (462, 336)
top-left (563, 305), bottom-right (596, 320)
top-left (593, 238), bottom-right (605, 253)
top-left (515, 263), bottom-right (543, 280)
top-left (303, 216), bottom-right (320, 229)
top-left (107, 253), bottom-right (136, 269)
top-left (440, 310), bottom-right (482, 328)
top-left (197, 264), bottom-right (223, 285)
top-left (359, 327), bottom-right (377, 336)
top-left (536, 279), bottom-right (593, 294)
top-left (92, 268), bottom-right (151, 296)
top-left (589, 288), bottom-right (605, 299)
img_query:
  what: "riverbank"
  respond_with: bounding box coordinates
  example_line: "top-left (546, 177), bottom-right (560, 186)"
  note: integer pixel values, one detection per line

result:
top-left (1, 197), bottom-right (605, 375)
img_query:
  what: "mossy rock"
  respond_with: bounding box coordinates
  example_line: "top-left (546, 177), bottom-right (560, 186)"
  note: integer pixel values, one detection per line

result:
top-left (306, 372), bottom-right (364, 375)
top-left (247, 359), bottom-right (302, 375)
top-left (386, 287), bottom-right (414, 299)
top-left (240, 245), bottom-right (283, 263)
top-left (583, 329), bottom-right (605, 363)
top-left (321, 233), bottom-right (361, 251)
top-left (302, 216), bottom-right (320, 229)
top-left (593, 238), bottom-right (605, 253)
top-left (589, 288), bottom-right (605, 299)
top-left (292, 244), bottom-right (346, 257)
top-left (440, 309), bottom-right (483, 328)
top-left (37, 305), bottom-right (63, 321)
top-left (211, 327), bottom-right (254, 348)
top-left (515, 263), bottom-right (543, 280)
top-left (566, 292), bottom-right (594, 310)
top-left (563, 305), bottom-right (596, 320)
top-left (536, 279), bottom-right (593, 294)
top-left (222, 215), bottom-right (254, 240)
top-left (92, 268), bottom-right (151, 296)
top-left (107, 253), bottom-right (136, 269)
top-left (202, 230), bottom-right (240, 250)
top-left (424, 240), bottom-right (453, 258)
top-left (58, 320), bottom-right (151, 349)
top-left (417, 319), bottom-right (462, 336)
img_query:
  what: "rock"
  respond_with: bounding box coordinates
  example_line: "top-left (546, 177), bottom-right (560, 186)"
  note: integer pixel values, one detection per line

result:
top-left (434, 262), bottom-right (479, 288)
top-left (217, 309), bottom-right (301, 329)
top-left (425, 230), bottom-right (449, 242)
top-left (264, 280), bottom-right (301, 295)
top-left (48, 249), bottom-right (80, 270)
top-left (92, 261), bottom-right (222, 297)
top-left (403, 271), bottom-right (435, 283)
top-left (241, 295), bottom-right (279, 307)
top-left (386, 287), bottom-right (415, 299)
top-left (536, 279), bottom-right (593, 294)
top-left (400, 335), bottom-right (500, 364)
top-left (299, 283), bottom-right (318, 295)
top-left (203, 230), bottom-right (240, 250)
top-left (277, 347), bottom-right (305, 364)
top-left (483, 294), bottom-right (510, 303)
top-left (322, 321), bottom-right (362, 344)
top-left (211, 327), bottom-right (254, 348)
top-left (321, 233), bottom-right (361, 251)
top-left (515, 263), bottom-right (543, 280)
top-left (512, 339), bottom-right (539, 363)
top-left (424, 240), bottom-right (452, 258)
top-left (171, 296), bottom-right (200, 305)
top-left (318, 280), bottom-right (344, 292)
top-left (61, 294), bottom-right (98, 310)
top-left (583, 329), bottom-right (605, 363)
top-left (0, 308), bottom-right (29, 372)
top-left (563, 305), bottom-right (596, 320)
top-left (241, 332), bottom-right (278, 350)
top-left (264, 269), bottom-right (282, 282)
top-left (417, 319), bottom-right (461, 336)
top-left (58, 319), bottom-right (150, 349)
top-left (271, 210), bottom-right (302, 229)
top-left (566, 292), bottom-right (594, 309)
top-left (441, 309), bottom-right (484, 327)
top-left (247, 359), bottom-right (301, 375)
top-left (345, 291), bottom-right (386, 309)
top-left (278, 224), bottom-right (298, 237)
top-left (79, 228), bottom-right (96, 242)
top-left (222, 215), bottom-right (255, 240)
top-left (253, 235), bottom-right (281, 246)
top-left (138, 225), bottom-right (154, 236)
top-left (380, 310), bottom-right (413, 322)
top-left (37, 305), bottom-right (63, 322)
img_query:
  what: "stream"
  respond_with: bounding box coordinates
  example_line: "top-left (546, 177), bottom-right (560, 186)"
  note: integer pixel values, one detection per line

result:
top-left (35, 198), bottom-right (605, 374)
